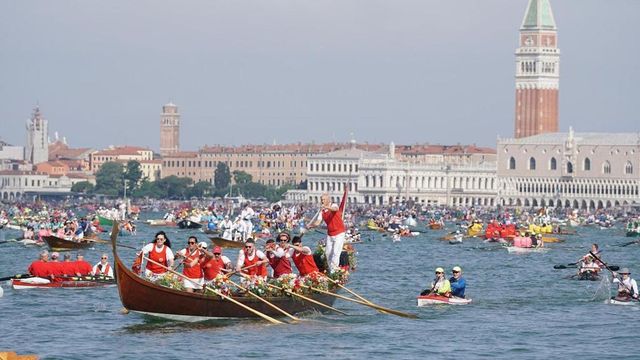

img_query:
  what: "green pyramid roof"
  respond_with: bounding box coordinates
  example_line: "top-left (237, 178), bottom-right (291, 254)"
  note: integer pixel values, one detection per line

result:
top-left (521, 0), bottom-right (557, 30)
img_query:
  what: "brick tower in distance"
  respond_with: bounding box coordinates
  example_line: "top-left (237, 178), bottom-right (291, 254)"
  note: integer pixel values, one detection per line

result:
top-left (515, 0), bottom-right (559, 138)
top-left (160, 102), bottom-right (180, 156)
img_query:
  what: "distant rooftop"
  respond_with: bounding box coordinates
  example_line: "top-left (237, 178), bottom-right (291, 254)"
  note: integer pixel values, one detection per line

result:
top-left (500, 132), bottom-right (640, 146)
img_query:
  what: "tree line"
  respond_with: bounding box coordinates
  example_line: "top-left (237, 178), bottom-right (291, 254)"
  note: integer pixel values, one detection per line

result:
top-left (71, 161), bottom-right (302, 202)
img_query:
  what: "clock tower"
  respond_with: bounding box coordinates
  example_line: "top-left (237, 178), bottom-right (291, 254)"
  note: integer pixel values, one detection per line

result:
top-left (514, 0), bottom-right (559, 138)
top-left (160, 102), bottom-right (180, 156)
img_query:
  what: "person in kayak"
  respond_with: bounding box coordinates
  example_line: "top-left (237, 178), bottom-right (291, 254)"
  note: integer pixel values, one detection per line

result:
top-left (449, 266), bottom-right (466, 298)
top-left (578, 255), bottom-right (600, 278)
top-left (611, 268), bottom-right (639, 301)
top-left (420, 267), bottom-right (451, 296)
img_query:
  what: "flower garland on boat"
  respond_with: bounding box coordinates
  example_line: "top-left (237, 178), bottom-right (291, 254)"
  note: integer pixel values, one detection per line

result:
top-left (154, 273), bottom-right (183, 291)
top-left (242, 275), bottom-right (269, 297)
top-left (203, 274), bottom-right (231, 296)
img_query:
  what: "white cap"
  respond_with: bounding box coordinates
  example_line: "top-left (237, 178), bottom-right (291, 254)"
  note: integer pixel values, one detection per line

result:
top-left (199, 242), bottom-right (208, 249)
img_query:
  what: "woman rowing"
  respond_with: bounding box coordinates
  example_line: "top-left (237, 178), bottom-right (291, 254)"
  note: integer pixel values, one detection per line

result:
top-left (136, 231), bottom-right (174, 280)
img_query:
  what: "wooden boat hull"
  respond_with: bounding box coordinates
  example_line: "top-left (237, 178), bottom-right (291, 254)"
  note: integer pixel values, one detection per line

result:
top-left (11, 277), bottom-right (115, 289)
top-left (428, 223), bottom-right (443, 230)
top-left (146, 219), bottom-right (176, 227)
top-left (97, 215), bottom-right (115, 227)
top-left (208, 237), bottom-right (245, 249)
top-left (177, 220), bottom-right (203, 229)
top-left (417, 294), bottom-right (472, 306)
top-left (42, 235), bottom-right (94, 251)
top-left (113, 228), bottom-right (340, 321)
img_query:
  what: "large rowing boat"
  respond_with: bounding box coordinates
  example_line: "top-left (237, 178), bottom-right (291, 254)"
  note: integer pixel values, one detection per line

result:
top-left (112, 228), bottom-right (341, 322)
top-left (208, 236), bottom-right (245, 249)
top-left (11, 276), bottom-right (116, 290)
top-left (417, 294), bottom-right (472, 306)
top-left (42, 235), bottom-right (95, 251)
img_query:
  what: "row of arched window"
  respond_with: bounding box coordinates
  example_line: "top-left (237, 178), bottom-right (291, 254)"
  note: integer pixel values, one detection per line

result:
top-left (509, 157), bottom-right (634, 175)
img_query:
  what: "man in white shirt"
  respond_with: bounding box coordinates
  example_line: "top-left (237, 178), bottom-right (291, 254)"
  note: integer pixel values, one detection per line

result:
top-left (92, 253), bottom-right (114, 278)
top-left (612, 268), bottom-right (639, 301)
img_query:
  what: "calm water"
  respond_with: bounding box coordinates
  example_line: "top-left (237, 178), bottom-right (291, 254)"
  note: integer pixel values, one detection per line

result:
top-left (1, 215), bottom-right (638, 360)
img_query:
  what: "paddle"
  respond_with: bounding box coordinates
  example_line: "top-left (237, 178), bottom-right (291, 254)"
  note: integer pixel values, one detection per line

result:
top-left (265, 283), bottom-right (348, 316)
top-left (299, 283), bottom-right (418, 319)
top-left (590, 251), bottom-right (638, 301)
top-left (225, 278), bottom-right (301, 322)
top-left (143, 256), bottom-right (284, 324)
top-left (619, 240), bottom-right (640, 247)
top-left (553, 262), bottom-right (579, 270)
top-left (0, 273), bottom-right (32, 282)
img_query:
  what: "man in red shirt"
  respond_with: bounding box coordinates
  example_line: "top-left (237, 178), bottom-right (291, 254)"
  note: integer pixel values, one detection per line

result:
top-left (311, 187), bottom-right (347, 273)
top-left (28, 250), bottom-right (52, 278)
top-left (265, 232), bottom-right (293, 278)
top-left (289, 235), bottom-right (319, 276)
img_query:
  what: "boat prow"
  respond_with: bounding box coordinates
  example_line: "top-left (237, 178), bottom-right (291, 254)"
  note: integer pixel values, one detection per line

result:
top-left (417, 294), bottom-right (472, 306)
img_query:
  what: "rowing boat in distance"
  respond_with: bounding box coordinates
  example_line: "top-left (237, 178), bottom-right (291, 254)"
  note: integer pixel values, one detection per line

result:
top-left (417, 294), bottom-right (472, 306)
top-left (11, 276), bottom-right (116, 289)
top-left (207, 237), bottom-right (245, 249)
top-left (42, 235), bottom-right (95, 251)
top-left (112, 231), bottom-right (341, 322)
top-left (506, 246), bottom-right (549, 254)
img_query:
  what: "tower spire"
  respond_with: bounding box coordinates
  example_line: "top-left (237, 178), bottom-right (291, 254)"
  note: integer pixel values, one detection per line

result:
top-left (514, 0), bottom-right (560, 138)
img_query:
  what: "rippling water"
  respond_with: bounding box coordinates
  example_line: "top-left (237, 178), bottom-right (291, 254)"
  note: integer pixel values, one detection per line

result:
top-left (1, 216), bottom-right (639, 359)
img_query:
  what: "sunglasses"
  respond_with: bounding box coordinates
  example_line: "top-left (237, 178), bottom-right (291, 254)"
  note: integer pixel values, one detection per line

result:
top-left (214, 253), bottom-right (221, 256)
top-left (435, 272), bottom-right (443, 274)
top-left (101, 257), bottom-right (108, 259)
top-left (245, 246), bottom-right (253, 249)
top-left (452, 271), bottom-right (460, 273)
top-left (188, 241), bottom-right (196, 244)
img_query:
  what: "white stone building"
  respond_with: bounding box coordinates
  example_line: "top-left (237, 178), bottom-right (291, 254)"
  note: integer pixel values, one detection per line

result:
top-left (497, 129), bottom-right (640, 209)
top-left (0, 170), bottom-right (88, 201)
top-left (306, 143), bottom-right (498, 206)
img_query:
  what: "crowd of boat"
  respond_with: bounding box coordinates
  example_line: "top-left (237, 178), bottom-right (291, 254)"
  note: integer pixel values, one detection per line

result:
top-left (1, 198), bottom-right (640, 316)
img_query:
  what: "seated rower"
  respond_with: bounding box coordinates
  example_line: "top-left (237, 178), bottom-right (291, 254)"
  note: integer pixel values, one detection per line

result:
top-left (74, 253), bottom-right (94, 276)
top-left (289, 235), bottom-right (319, 276)
top-left (200, 244), bottom-right (232, 284)
top-left (235, 239), bottom-right (268, 278)
top-left (138, 231), bottom-right (175, 280)
top-left (264, 233), bottom-right (293, 278)
top-left (612, 268), bottom-right (639, 301)
top-left (175, 236), bottom-right (204, 293)
top-left (420, 267), bottom-right (451, 296)
top-left (92, 253), bottom-right (114, 278)
top-left (449, 266), bottom-right (466, 298)
top-left (28, 250), bottom-right (52, 279)
top-left (531, 233), bottom-right (544, 248)
top-left (578, 256), bottom-right (600, 278)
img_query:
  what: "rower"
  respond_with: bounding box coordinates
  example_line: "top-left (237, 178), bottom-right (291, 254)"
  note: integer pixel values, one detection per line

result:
top-left (200, 245), bottom-right (231, 284)
top-left (264, 232), bottom-right (293, 278)
top-left (27, 250), bottom-right (52, 278)
top-left (420, 267), bottom-right (451, 297)
top-left (578, 256), bottom-right (600, 278)
top-left (74, 253), bottom-right (94, 276)
top-left (139, 231), bottom-right (175, 280)
top-left (236, 239), bottom-right (268, 278)
top-left (612, 268), bottom-right (639, 301)
top-left (289, 235), bottom-right (319, 276)
top-left (175, 236), bottom-right (204, 293)
top-left (92, 253), bottom-right (114, 278)
top-left (449, 266), bottom-right (466, 298)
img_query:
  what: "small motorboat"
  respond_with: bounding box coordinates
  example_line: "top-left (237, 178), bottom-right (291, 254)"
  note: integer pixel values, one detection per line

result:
top-left (417, 294), bottom-right (472, 306)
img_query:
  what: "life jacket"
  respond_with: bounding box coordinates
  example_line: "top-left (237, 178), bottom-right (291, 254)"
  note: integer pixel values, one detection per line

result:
top-left (146, 245), bottom-right (169, 274)
top-left (267, 251), bottom-right (292, 278)
top-left (292, 251), bottom-right (319, 276)
top-left (201, 257), bottom-right (226, 280)
top-left (242, 250), bottom-right (267, 277)
top-left (182, 248), bottom-right (203, 279)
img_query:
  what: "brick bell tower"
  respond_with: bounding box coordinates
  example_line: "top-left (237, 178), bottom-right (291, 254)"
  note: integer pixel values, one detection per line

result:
top-left (514, 0), bottom-right (559, 138)
top-left (160, 102), bottom-right (180, 156)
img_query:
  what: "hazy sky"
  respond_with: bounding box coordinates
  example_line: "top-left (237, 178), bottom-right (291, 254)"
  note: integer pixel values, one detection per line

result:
top-left (1, 1), bottom-right (638, 151)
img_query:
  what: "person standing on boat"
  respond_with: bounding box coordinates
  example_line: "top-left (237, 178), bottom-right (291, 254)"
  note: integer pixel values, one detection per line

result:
top-left (92, 253), bottom-right (114, 278)
top-left (310, 187), bottom-right (348, 274)
top-left (612, 268), bottom-right (639, 301)
top-left (139, 231), bottom-right (175, 279)
top-left (264, 233), bottom-right (293, 278)
top-left (240, 202), bottom-right (255, 241)
top-left (289, 235), bottom-right (319, 276)
top-left (420, 267), bottom-right (451, 296)
top-left (219, 215), bottom-right (234, 240)
top-left (175, 236), bottom-right (204, 293)
top-left (449, 266), bottom-right (466, 298)
top-left (236, 239), bottom-right (268, 277)
top-left (200, 245), bottom-right (231, 284)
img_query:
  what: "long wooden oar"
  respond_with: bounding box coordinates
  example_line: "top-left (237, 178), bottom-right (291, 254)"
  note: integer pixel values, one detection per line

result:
top-left (225, 278), bottom-right (300, 322)
top-left (299, 284), bottom-right (418, 319)
top-left (323, 277), bottom-right (389, 314)
top-left (143, 256), bottom-right (284, 324)
top-left (265, 283), bottom-right (348, 316)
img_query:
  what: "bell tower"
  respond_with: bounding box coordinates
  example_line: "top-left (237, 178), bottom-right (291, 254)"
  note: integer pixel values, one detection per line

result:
top-left (515, 0), bottom-right (560, 138)
top-left (160, 102), bottom-right (180, 156)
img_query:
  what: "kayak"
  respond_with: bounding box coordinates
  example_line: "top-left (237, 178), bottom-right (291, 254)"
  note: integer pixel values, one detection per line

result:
top-left (417, 294), bottom-right (472, 306)
top-left (609, 298), bottom-right (638, 306)
top-left (506, 246), bottom-right (549, 254)
top-left (11, 276), bottom-right (116, 289)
